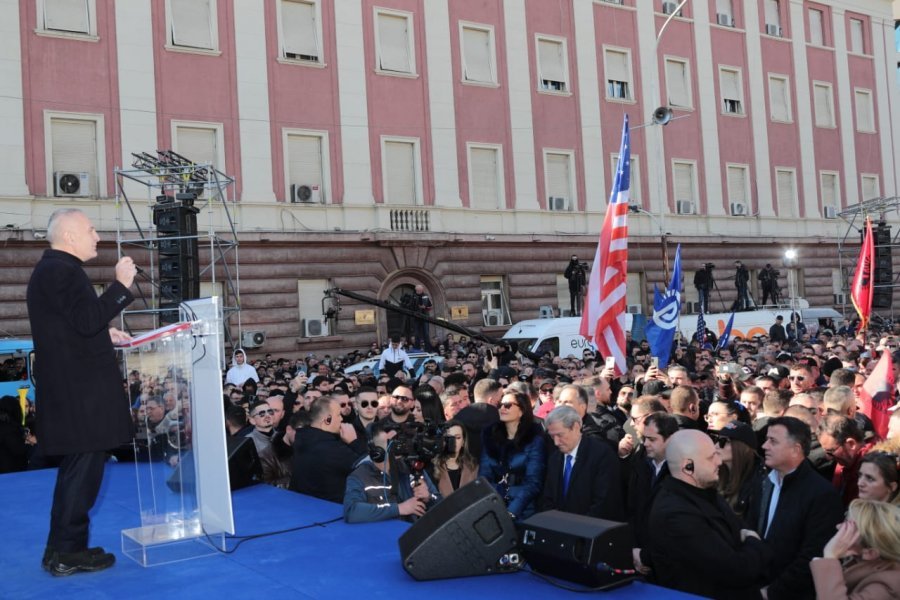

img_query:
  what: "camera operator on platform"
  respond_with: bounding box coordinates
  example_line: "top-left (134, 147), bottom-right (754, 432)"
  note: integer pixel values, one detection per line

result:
top-left (564, 255), bottom-right (588, 317)
top-left (694, 263), bottom-right (713, 313)
top-left (343, 420), bottom-right (440, 523)
top-left (734, 261), bottom-right (753, 311)
top-left (758, 264), bottom-right (779, 306)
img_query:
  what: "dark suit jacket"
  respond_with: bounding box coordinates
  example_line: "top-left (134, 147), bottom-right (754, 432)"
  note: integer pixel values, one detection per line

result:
top-left (26, 249), bottom-right (134, 455)
top-left (539, 435), bottom-right (623, 520)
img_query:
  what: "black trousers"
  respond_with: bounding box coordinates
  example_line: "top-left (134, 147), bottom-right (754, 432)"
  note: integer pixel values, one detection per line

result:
top-left (46, 451), bottom-right (107, 553)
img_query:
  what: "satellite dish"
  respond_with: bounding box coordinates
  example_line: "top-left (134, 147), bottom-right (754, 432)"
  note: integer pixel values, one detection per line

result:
top-left (652, 106), bottom-right (674, 126)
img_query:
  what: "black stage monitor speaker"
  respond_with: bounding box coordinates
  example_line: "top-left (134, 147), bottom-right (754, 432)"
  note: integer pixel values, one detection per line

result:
top-left (167, 435), bottom-right (262, 494)
top-left (518, 510), bottom-right (635, 589)
top-left (398, 477), bottom-right (519, 581)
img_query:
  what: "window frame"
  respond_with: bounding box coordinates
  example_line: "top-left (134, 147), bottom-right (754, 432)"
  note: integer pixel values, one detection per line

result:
top-left (860, 174), bottom-right (880, 202)
top-left (480, 275), bottom-right (510, 327)
top-left (767, 73), bottom-right (792, 123)
top-left (170, 119), bottom-right (226, 174)
top-left (466, 142), bottom-right (505, 210)
top-left (165, 0), bottom-right (220, 55)
top-left (373, 7), bottom-right (417, 77)
top-left (459, 21), bottom-right (498, 86)
top-left (602, 45), bottom-right (634, 103)
top-left (819, 170), bottom-right (840, 212)
top-left (36, 0), bottom-right (98, 40)
top-left (664, 56), bottom-right (693, 110)
top-left (853, 88), bottom-right (875, 134)
top-left (807, 7), bottom-right (825, 47)
top-left (774, 167), bottom-right (798, 217)
top-left (43, 110), bottom-right (107, 198)
top-left (672, 159), bottom-right (698, 205)
top-left (535, 34), bottom-right (570, 94)
top-left (847, 17), bottom-right (866, 55)
top-left (282, 128), bottom-right (331, 204)
top-left (277, 0), bottom-right (325, 66)
top-left (726, 163), bottom-right (750, 209)
top-left (718, 65), bottom-right (745, 116)
top-left (812, 81), bottom-right (836, 129)
top-left (610, 152), bottom-right (641, 203)
top-left (380, 135), bottom-right (423, 205)
top-left (543, 149), bottom-right (577, 211)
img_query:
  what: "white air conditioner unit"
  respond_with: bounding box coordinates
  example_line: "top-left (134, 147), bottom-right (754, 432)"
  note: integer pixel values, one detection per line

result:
top-left (730, 203), bottom-right (747, 216)
top-left (291, 183), bottom-right (322, 204)
top-left (626, 304), bottom-right (643, 314)
top-left (54, 171), bottom-right (91, 198)
top-left (538, 305), bottom-right (554, 319)
top-left (765, 24), bottom-right (782, 37)
top-left (240, 330), bottom-right (266, 349)
top-left (484, 309), bottom-right (503, 326)
top-left (661, 1), bottom-right (678, 15)
top-left (824, 205), bottom-right (837, 219)
top-left (716, 14), bottom-right (734, 27)
top-left (688, 301), bottom-right (703, 313)
top-left (548, 196), bottom-right (570, 211)
top-left (833, 293), bottom-right (847, 305)
top-left (304, 318), bottom-right (328, 337)
top-left (676, 200), bottom-right (695, 215)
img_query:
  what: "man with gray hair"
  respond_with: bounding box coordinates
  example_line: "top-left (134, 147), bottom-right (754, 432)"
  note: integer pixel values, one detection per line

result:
top-left (539, 406), bottom-right (622, 520)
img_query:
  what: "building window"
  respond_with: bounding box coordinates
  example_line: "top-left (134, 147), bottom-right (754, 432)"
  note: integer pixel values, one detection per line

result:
top-left (536, 36), bottom-right (569, 93)
top-left (848, 18), bottom-right (865, 54)
top-left (46, 112), bottom-right (105, 198)
top-left (813, 82), bottom-right (835, 128)
top-left (460, 23), bottom-right (496, 84)
top-left (279, 0), bottom-right (322, 63)
top-left (382, 138), bottom-right (420, 205)
top-left (665, 58), bottom-right (692, 109)
top-left (481, 276), bottom-right (510, 326)
top-left (38, 0), bottom-right (96, 36)
top-left (808, 8), bottom-right (824, 46)
top-left (768, 74), bottom-right (792, 122)
top-left (611, 153), bottom-right (640, 202)
top-left (284, 130), bottom-right (329, 203)
top-left (626, 272), bottom-right (643, 313)
top-left (298, 279), bottom-right (330, 336)
top-left (603, 47), bottom-right (633, 101)
top-left (467, 144), bottom-right (503, 210)
top-left (544, 151), bottom-right (574, 211)
top-left (375, 9), bottom-right (415, 75)
top-left (820, 171), bottom-right (839, 213)
top-left (719, 67), bottom-right (744, 115)
top-left (861, 174), bottom-right (880, 201)
top-left (168, 0), bottom-right (217, 51)
top-left (764, 0), bottom-right (782, 37)
top-left (727, 164), bottom-right (749, 211)
top-left (775, 168), bottom-right (797, 217)
top-left (673, 161), bottom-right (697, 208)
top-left (854, 89), bottom-right (875, 133)
top-left (715, 0), bottom-right (734, 27)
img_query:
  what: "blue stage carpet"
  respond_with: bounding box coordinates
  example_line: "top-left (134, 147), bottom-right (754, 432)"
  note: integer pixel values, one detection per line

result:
top-left (0, 463), bottom-right (698, 599)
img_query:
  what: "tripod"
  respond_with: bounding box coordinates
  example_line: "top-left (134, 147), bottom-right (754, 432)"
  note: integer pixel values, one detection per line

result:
top-left (709, 272), bottom-right (728, 313)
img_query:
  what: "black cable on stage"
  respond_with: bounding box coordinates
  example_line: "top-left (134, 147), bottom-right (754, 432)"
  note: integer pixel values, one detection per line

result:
top-left (203, 516), bottom-right (343, 554)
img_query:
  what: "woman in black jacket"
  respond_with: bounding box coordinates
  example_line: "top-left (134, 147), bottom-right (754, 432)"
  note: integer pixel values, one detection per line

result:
top-left (711, 421), bottom-right (764, 519)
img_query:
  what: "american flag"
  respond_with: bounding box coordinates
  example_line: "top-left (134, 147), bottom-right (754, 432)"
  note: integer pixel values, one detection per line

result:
top-left (697, 309), bottom-right (707, 347)
top-left (580, 115), bottom-right (630, 375)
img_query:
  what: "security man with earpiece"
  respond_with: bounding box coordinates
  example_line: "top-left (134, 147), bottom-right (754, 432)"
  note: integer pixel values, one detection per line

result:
top-left (343, 421), bottom-right (441, 523)
top-left (646, 430), bottom-right (772, 600)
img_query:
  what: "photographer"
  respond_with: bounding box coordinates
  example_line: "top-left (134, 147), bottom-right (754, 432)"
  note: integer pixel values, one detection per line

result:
top-left (564, 255), bottom-right (588, 317)
top-left (343, 420), bottom-right (440, 523)
top-left (694, 264), bottom-right (713, 313)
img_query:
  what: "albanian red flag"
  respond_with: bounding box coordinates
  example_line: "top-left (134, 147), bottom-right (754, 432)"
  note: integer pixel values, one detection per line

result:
top-left (860, 350), bottom-right (895, 440)
top-left (850, 218), bottom-right (874, 330)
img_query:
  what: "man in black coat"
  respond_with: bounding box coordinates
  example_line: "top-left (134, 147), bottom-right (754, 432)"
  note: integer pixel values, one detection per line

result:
top-left (539, 406), bottom-right (622, 520)
top-left (747, 416), bottom-right (843, 600)
top-left (290, 396), bottom-right (367, 502)
top-left (27, 209), bottom-right (136, 576)
top-left (647, 430), bottom-right (772, 600)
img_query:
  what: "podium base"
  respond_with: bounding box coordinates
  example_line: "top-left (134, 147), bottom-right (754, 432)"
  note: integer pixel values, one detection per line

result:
top-left (121, 519), bottom-right (225, 567)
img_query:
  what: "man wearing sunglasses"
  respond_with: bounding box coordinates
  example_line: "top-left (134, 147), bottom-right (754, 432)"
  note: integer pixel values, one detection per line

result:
top-left (351, 387), bottom-right (379, 440)
top-left (381, 385), bottom-right (416, 427)
top-left (246, 400), bottom-right (290, 488)
top-left (788, 365), bottom-right (815, 395)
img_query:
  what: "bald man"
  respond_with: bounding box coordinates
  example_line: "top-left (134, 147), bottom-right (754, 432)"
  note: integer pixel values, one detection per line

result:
top-left (28, 208), bottom-right (136, 576)
top-left (646, 430), bottom-right (771, 599)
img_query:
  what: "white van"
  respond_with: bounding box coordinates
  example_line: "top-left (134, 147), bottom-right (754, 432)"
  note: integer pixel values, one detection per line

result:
top-left (501, 316), bottom-right (634, 359)
top-left (676, 307), bottom-right (842, 341)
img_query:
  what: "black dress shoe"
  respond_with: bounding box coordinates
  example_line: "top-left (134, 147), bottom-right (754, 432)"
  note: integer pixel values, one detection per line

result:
top-left (42, 546), bottom-right (106, 571)
top-left (49, 550), bottom-right (115, 577)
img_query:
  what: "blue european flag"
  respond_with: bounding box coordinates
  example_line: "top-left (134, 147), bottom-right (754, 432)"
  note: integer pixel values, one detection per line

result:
top-left (644, 244), bottom-right (682, 368)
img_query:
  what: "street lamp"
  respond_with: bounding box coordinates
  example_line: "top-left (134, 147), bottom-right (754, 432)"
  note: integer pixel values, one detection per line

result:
top-left (783, 249), bottom-right (798, 324)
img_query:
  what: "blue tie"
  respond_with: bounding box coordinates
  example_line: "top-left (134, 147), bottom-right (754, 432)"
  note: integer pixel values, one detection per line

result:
top-left (563, 454), bottom-right (573, 497)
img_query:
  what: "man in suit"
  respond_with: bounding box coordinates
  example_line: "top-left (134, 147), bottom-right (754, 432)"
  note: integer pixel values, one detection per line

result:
top-left (539, 406), bottom-right (622, 520)
top-left (27, 209), bottom-right (136, 576)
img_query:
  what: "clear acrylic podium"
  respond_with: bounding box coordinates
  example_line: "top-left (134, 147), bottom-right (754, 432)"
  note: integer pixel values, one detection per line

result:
top-left (118, 297), bottom-right (234, 566)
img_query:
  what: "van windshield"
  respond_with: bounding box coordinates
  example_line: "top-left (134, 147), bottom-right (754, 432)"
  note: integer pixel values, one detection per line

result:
top-left (504, 338), bottom-right (538, 353)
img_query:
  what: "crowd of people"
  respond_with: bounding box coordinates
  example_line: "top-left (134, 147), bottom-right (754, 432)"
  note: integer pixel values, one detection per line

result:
top-left (4, 315), bottom-right (900, 595)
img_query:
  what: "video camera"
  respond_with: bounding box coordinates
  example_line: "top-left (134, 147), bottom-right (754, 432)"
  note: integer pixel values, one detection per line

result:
top-left (704, 263), bottom-right (716, 270)
top-left (383, 420), bottom-right (451, 482)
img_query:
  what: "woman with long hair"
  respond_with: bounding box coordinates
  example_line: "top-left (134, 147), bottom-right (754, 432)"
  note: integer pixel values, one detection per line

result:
top-left (857, 451), bottom-right (899, 505)
top-left (479, 391), bottom-right (545, 520)
top-left (431, 419), bottom-right (478, 496)
top-left (414, 386), bottom-right (444, 425)
top-left (812, 499), bottom-right (900, 598)
top-left (711, 421), bottom-right (764, 518)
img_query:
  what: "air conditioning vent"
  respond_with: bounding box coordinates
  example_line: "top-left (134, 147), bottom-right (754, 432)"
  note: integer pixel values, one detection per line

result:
top-left (824, 205), bottom-right (837, 219)
top-left (54, 171), bottom-right (91, 198)
top-left (304, 318), bottom-right (328, 338)
top-left (548, 196), bottom-right (570, 212)
top-left (291, 183), bottom-right (322, 204)
top-left (676, 200), bottom-right (695, 215)
top-left (765, 24), bottom-right (782, 37)
top-left (626, 304), bottom-right (643, 314)
top-left (730, 203), bottom-right (747, 216)
top-left (716, 14), bottom-right (734, 27)
top-left (833, 293), bottom-right (847, 305)
top-left (484, 309), bottom-right (504, 326)
top-left (661, 2), bottom-right (679, 16)
top-left (240, 330), bottom-right (266, 349)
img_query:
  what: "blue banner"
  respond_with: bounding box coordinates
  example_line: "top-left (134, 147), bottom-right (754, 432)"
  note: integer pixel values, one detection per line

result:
top-left (716, 311), bottom-right (736, 351)
top-left (644, 244), bottom-right (682, 368)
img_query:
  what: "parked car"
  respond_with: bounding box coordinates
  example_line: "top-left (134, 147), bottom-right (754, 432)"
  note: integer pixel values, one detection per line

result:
top-left (343, 352), bottom-right (443, 379)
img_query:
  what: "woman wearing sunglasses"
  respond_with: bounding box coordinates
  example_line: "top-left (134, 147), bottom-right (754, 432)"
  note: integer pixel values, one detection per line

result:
top-left (710, 421), bottom-right (764, 519)
top-left (479, 391), bottom-right (545, 520)
top-left (812, 499), bottom-right (900, 599)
